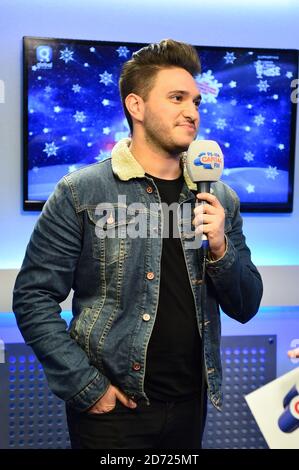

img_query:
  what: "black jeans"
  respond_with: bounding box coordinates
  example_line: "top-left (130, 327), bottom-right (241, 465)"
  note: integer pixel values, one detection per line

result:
top-left (66, 394), bottom-right (207, 450)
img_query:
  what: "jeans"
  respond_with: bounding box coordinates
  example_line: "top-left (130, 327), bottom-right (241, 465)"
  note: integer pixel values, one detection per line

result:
top-left (66, 394), bottom-right (207, 450)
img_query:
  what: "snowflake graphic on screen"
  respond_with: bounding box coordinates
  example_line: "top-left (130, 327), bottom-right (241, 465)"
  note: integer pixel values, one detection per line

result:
top-left (99, 71), bottom-right (113, 86)
top-left (73, 111), bottom-right (86, 123)
top-left (54, 106), bottom-right (62, 113)
top-left (286, 71), bottom-right (293, 79)
top-left (257, 80), bottom-right (270, 92)
top-left (102, 127), bottom-right (111, 135)
top-left (72, 84), bottom-right (81, 93)
top-left (45, 86), bottom-right (52, 93)
top-left (59, 47), bottom-right (74, 64)
top-left (246, 184), bottom-right (255, 193)
top-left (90, 47), bottom-right (96, 53)
top-left (244, 151), bottom-right (255, 162)
top-left (278, 143), bottom-right (285, 150)
top-left (102, 99), bottom-right (110, 106)
top-left (116, 46), bottom-right (130, 58)
top-left (229, 81), bottom-right (237, 88)
top-left (216, 118), bottom-right (227, 130)
top-left (224, 52), bottom-right (236, 64)
top-left (265, 166), bottom-right (279, 180)
top-left (254, 114), bottom-right (265, 126)
top-left (196, 70), bottom-right (223, 104)
top-left (43, 142), bottom-right (59, 157)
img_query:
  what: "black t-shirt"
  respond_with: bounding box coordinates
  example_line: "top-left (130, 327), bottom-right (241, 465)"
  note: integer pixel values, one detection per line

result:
top-left (144, 172), bottom-right (202, 402)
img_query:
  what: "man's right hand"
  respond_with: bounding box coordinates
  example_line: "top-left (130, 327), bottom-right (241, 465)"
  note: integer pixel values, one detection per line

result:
top-left (87, 384), bottom-right (137, 414)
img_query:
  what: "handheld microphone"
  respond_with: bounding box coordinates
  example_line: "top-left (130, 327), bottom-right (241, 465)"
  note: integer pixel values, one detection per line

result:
top-left (186, 140), bottom-right (224, 251)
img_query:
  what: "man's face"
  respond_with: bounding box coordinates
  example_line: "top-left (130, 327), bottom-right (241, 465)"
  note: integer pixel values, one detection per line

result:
top-left (142, 67), bottom-right (201, 155)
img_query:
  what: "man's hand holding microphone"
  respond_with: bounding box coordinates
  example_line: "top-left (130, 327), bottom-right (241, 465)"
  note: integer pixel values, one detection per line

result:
top-left (187, 140), bottom-right (226, 259)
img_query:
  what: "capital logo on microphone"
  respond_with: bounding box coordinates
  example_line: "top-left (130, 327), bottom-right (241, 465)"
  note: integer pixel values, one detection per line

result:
top-left (193, 151), bottom-right (222, 170)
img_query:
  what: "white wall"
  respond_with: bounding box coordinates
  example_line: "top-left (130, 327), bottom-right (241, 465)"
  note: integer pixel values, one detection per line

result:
top-left (0, 0), bottom-right (298, 307)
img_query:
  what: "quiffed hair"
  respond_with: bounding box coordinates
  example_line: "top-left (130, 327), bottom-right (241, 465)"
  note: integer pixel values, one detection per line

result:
top-left (119, 39), bottom-right (201, 133)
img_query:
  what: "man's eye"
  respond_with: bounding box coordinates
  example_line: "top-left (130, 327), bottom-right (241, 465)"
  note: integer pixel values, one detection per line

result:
top-left (194, 100), bottom-right (201, 108)
top-left (172, 95), bottom-right (182, 101)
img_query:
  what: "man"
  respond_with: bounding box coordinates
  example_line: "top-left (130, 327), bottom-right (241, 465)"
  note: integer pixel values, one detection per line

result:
top-left (13, 39), bottom-right (263, 449)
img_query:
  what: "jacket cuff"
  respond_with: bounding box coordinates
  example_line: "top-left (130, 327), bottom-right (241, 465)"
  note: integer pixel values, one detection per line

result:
top-left (206, 235), bottom-right (237, 274)
top-left (207, 234), bottom-right (228, 263)
top-left (66, 372), bottom-right (110, 412)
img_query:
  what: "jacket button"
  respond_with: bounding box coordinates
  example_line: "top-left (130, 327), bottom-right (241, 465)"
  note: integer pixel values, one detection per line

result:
top-left (107, 213), bottom-right (114, 224)
top-left (146, 272), bottom-right (155, 280)
top-left (142, 313), bottom-right (151, 321)
top-left (132, 363), bottom-right (141, 371)
top-left (146, 186), bottom-right (153, 194)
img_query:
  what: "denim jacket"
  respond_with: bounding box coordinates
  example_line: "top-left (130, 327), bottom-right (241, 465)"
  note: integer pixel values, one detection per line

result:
top-left (13, 138), bottom-right (263, 412)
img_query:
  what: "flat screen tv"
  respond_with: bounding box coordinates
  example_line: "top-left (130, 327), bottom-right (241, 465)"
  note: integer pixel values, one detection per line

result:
top-left (23, 36), bottom-right (298, 212)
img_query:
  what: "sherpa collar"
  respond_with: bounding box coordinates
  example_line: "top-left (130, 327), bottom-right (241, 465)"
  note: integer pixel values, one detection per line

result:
top-left (111, 138), bottom-right (197, 191)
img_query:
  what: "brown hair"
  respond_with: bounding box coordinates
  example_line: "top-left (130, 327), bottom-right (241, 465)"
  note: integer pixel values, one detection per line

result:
top-left (119, 39), bottom-right (201, 133)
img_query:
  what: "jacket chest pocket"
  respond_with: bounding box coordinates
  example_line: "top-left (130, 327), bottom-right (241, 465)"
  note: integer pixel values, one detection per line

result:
top-left (87, 206), bottom-right (136, 265)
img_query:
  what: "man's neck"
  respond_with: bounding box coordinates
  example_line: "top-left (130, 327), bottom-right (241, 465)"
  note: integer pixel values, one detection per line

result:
top-left (129, 139), bottom-right (182, 180)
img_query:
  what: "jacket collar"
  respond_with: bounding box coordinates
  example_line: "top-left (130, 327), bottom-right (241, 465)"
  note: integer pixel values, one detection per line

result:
top-left (111, 138), bottom-right (197, 191)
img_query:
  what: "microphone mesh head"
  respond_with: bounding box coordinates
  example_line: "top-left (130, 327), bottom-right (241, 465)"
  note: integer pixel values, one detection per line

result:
top-left (186, 140), bottom-right (224, 183)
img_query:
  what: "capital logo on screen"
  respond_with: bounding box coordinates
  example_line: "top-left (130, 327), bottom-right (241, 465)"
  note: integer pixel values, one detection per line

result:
top-left (36, 45), bottom-right (52, 63)
top-left (193, 152), bottom-right (222, 170)
top-left (278, 382), bottom-right (299, 433)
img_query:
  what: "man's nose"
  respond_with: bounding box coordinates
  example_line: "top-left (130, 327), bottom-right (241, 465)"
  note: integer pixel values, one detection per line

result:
top-left (182, 101), bottom-right (199, 122)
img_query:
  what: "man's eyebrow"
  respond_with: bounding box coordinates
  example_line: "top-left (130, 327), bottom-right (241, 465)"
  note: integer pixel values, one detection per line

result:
top-left (168, 90), bottom-right (202, 101)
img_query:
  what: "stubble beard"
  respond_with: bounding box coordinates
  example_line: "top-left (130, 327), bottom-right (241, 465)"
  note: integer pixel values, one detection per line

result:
top-left (143, 115), bottom-right (191, 157)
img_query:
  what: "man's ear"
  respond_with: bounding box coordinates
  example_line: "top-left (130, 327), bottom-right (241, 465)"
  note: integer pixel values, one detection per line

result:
top-left (125, 93), bottom-right (145, 124)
